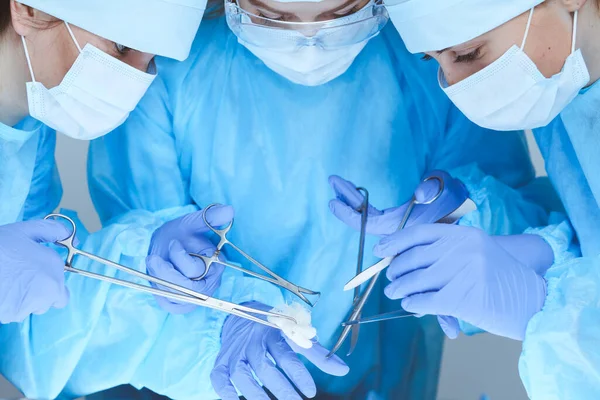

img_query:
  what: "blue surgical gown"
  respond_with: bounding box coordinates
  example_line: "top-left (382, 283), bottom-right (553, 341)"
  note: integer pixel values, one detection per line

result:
top-left (517, 81), bottom-right (600, 399)
top-left (81, 17), bottom-right (549, 400)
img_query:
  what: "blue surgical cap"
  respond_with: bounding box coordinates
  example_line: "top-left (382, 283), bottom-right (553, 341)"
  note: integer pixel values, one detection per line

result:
top-left (387, 0), bottom-right (544, 53)
top-left (19, 0), bottom-right (208, 61)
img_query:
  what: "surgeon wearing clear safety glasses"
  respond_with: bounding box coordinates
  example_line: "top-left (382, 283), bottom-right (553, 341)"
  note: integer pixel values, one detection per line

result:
top-left (85, 0), bottom-right (552, 398)
top-left (372, 0), bottom-right (600, 398)
top-left (226, 0), bottom-right (388, 85)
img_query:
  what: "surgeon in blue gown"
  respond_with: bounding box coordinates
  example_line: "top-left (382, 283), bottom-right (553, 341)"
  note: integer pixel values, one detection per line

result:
top-left (85, 1), bottom-right (553, 398)
top-left (378, 0), bottom-right (600, 398)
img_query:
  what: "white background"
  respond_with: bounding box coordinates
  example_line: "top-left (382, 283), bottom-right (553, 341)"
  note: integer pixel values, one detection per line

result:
top-left (0, 132), bottom-right (545, 400)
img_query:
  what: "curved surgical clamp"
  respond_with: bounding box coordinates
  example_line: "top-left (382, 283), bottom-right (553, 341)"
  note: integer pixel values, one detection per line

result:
top-left (45, 213), bottom-right (296, 329)
top-left (189, 204), bottom-right (321, 307)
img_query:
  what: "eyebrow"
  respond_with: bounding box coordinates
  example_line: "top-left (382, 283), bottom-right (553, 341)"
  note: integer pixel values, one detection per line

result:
top-left (437, 48), bottom-right (450, 55)
top-left (246, 0), bottom-right (364, 20)
top-left (315, 0), bottom-right (364, 19)
top-left (247, 0), bottom-right (295, 16)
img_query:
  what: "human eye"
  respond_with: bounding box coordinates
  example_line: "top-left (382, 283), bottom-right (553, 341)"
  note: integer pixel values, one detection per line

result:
top-left (454, 47), bottom-right (482, 64)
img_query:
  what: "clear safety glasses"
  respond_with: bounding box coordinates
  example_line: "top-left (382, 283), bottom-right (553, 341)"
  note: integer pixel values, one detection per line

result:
top-left (225, 0), bottom-right (389, 51)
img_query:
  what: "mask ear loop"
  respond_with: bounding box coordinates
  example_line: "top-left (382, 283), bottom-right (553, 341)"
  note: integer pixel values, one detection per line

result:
top-left (571, 10), bottom-right (578, 53)
top-left (21, 36), bottom-right (37, 82)
top-left (64, 22), bottom-right (83, 53)
top-left (520, 7), bottom-right (535, 50)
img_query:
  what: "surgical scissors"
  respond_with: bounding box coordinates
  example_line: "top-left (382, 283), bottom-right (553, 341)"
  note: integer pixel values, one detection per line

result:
top-left (45, 213), bottom-right (296, 330)
top-left (328, 175), bottom-right (472, 357)
top-left (189, 204), bottom-right (321, 307)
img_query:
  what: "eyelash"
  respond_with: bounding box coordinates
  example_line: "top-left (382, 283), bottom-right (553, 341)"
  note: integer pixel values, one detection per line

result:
top-left (114, 43), bottom-right (131, 55)
top-left (256, 11), bottom-right (291, 23)
top-left (421, 54), bottom-right (432, 61)
top-left (454, 47), bottom-right (482, 63)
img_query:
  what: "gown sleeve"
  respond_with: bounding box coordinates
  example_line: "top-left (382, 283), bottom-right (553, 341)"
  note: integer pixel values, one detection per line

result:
top-left (0, 207), bottom-right (284, 399)
top-left (519, 251), bottom-right (600, 400)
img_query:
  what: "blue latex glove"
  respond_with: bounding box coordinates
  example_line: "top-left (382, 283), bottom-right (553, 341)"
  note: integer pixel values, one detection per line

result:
top-left (146, 205), bottom-right (234, 314)
top-left (438, 234), bottom-right (553, 337)
top-left (375, 224), bottom-right (547, 341)
top-left (494, 234), bottom-right (554, 276)
top-left (0, 220), bottom-right (71, 324)
top-left (328, 171), bottom-right (464, 236)
top-left (211, 302), bottom-right (349, 400)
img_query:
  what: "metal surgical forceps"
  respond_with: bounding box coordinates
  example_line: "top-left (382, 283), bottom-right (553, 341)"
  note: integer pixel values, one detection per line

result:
top-left (346, 187), bottom-right (369, 357)
top-left (190, 204), bottom-right (321, 307)
top-left (328, 175), bottom-right (475, 357)
top-left (45, 213), bottom-right (295, 329)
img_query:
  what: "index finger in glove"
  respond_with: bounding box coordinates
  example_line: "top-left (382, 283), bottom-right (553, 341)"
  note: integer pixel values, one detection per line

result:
top-left (287, 339), bottom-right (350, 377)
top-left (329, 175), bottom-right (367, 210)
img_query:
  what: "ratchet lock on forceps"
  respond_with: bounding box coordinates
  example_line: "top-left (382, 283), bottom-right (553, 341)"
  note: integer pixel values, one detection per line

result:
top-left (189, 204), bottom-right (321, 307)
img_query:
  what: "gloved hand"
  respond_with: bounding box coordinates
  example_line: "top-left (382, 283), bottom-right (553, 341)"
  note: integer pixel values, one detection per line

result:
top-left (146, 205), bottom-right (234, 314)
top-left (375, 224), bottom-right (547, 341)
top-left (0, 220), bottom-right (71, 324)
top-left (328, 171), bottom-right (465, 236)
top-left (211, 302), bottom-right (349, 400)
top-left (436, 234), bottom-right (553, 337)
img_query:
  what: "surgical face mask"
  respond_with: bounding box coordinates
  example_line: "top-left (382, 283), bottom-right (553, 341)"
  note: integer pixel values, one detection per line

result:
top-left (245, 42), bottom-right (369, 86)
top-left (439, 7), bottom-right (590, 131)
top-left (22, 23), bottom-right (156, 140)
top-left (226, 1), bottom-right (388, 86)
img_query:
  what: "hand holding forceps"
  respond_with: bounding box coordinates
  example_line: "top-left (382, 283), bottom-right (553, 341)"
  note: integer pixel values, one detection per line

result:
top-left (45, 213), bottom-right (296, 330)
top-left (328, 172), bottom-right (476, 357)
top-left (188, 204), bottom-right (321, 307)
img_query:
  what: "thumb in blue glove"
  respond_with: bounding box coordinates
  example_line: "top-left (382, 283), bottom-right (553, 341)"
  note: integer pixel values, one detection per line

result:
top-left (210, 302), bottom-right (349, 400)
top-left (146, 205), bottom-right (234, 314)
top-left (146, 239), bottom-right (224, 314)
top-left (0, 220), bottom-right (72, 323)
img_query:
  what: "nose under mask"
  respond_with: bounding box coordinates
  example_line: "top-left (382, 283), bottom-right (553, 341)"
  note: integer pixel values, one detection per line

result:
top-left (243, 43), bottom-right (370, 86)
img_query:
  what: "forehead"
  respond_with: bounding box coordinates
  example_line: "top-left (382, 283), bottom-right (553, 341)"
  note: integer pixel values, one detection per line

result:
top-left (244, 0), bottom-right (357, 13)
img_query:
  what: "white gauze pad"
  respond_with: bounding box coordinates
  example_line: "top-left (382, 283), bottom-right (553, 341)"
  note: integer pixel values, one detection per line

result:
top-left (268, 302), bottom-right (317, 349)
